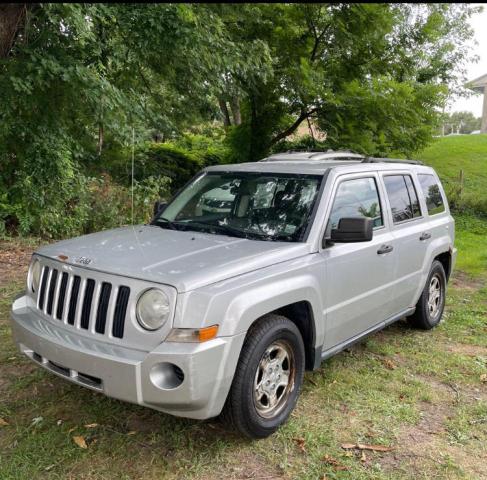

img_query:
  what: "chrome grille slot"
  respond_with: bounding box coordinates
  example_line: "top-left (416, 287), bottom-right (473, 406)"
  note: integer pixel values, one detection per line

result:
top-left (113, 286), bottom-right (130, 338)
top-left (95, 282), bottom-right (112, 334)
top-left (81, 279), bottom-right (95, 330)
top-left (38, 266), bottom-right (50, 310)
top-left (46, 269), bottom-right (58, 315)
top-left (67, 275), bottom-right (81, 325)
top-left (56, 272), bottom-right (69, 320)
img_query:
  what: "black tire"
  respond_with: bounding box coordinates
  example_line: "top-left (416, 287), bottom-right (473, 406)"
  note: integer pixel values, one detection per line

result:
top-left (221, 314), bottom-right (305, 439)
top-left (408, 260), bottom-right (447, 330)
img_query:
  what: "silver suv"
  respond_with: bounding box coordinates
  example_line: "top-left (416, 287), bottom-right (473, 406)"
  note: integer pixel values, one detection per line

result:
top-left (11, 150), bottom-right (456, 438)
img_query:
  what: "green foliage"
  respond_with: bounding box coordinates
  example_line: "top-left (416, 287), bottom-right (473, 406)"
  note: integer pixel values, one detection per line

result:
top-left (0, 3), bottom-right (481, 237)
top-left (218, 3), bottom-right (478, 160)
top-left (418, 134), bottom-right (487, 214)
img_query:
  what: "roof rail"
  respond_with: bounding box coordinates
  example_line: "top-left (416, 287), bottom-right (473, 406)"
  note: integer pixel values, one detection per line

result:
top-left (362, 157), bottom-right (423, 165)
top-left (260, 150), bottom-right (364, 162)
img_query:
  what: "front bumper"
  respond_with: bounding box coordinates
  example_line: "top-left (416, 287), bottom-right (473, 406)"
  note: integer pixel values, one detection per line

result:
top-left (10, 295), bottom-right (245, 420)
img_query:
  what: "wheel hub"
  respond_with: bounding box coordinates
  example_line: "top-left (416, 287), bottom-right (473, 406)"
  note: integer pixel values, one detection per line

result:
top-left (428, 274), bottom-right (442, 319)
top-left (253, 340), bottom-right (294, 418)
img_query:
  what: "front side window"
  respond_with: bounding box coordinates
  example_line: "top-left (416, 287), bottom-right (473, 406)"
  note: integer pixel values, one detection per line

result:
top-left (383, 175), bottom-right (422, 223)
top-left (418, 174), bottom-right (445, 215)
top-left (153, 172), bottom-right (322, 242)
top-left (328, 177), bottom-right (383, 231)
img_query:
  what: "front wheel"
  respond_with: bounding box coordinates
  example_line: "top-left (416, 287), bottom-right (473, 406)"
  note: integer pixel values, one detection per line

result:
top-left (408, 260), bottom-right (447, 330)
top-left (221, 314), bottom-right (305, 439)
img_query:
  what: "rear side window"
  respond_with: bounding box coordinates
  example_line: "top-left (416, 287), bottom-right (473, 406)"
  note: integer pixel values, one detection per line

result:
top-left (383, 175), bottom-right (421, 223)
top-left (418, 174), bottom-right (445, 215)
top-left (328, 177), bottom-right (383, 230)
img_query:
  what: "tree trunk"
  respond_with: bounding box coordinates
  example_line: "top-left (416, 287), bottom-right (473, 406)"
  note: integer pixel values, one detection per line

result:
top-left (230, 96), bottom-right (241, 125)
top-left (218, 98), bottom-right (232, 127)
top-left (0, 4), bottom-right (27, 58)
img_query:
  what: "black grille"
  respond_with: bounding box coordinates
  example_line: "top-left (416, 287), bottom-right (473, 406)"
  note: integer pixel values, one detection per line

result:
top-left (46, 269), bottom-right (58, 315)
top-left (38, 266), bottom-right (50, 310)
top-left (81, 279), bottom-right (95, 330)
top-left (56, 272), bottom-right (69, 320)
top-left (112, 286), bottom-right (130, 338)
top-left (95, 282), bottom-right (112, 334)
top-left (35, 263), bottom-right (129, 339)
top-left (67, 275), bottom-right (81, 325)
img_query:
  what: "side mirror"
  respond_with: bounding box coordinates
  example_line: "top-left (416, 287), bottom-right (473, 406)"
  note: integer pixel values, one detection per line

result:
top-left (153, 200), bottom-right (168, 217)
top-left (330, 217), bottom-right (373, 243)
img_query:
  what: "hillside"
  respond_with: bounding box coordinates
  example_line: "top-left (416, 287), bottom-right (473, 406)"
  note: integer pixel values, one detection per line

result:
top-left (418, 134), bottom-right (487, 208)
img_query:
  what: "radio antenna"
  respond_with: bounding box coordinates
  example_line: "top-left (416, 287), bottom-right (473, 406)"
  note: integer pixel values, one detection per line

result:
top-left (131, 126), bottom-right (135, 225)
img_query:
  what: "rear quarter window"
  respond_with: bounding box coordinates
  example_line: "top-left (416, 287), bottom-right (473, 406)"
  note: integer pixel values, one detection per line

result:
top-left (383, 174), bottom-right (422, 224)
top-left (418, 174), bottom-right (445, 215)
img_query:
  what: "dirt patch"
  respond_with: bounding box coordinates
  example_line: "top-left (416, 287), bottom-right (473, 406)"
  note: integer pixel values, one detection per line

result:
top-left (451, 271), bottom-right (485, 292)
top-left (0, 240), bottom-right (37, 288)
top-left (446, 342), bottom-right (487, 358)
top-left (381, 376), bottom-right (487, 478)
top-left (197, 450), bottom-right (286, 480)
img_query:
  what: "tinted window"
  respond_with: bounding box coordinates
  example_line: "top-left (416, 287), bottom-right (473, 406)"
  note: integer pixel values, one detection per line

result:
top-left (383, 175), bottom-right (422, 223)
top-left (328, 177), bottom-right (383, 230)
top-left (418, 174), bottom-right (445, 215)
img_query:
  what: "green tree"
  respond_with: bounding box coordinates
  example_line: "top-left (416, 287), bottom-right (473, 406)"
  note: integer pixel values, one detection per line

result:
top-left (216, 3), bottom-right (479, 161)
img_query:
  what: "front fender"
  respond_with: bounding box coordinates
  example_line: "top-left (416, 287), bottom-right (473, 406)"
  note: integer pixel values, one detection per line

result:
top-left (174, 254), bottom-right (325, 346)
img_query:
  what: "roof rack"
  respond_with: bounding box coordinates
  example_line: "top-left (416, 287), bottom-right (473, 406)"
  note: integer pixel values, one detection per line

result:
top-left (362, 157), bottom-right (423, 165)
top-left (260, 150), bottom-right (365, 162)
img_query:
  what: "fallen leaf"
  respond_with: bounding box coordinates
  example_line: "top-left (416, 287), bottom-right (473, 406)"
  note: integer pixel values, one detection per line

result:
top-left (0, 418), bottom-right (9, 426)
top-left (293, 437), bottom-right (306, 454)
top-left (341, 443), bottom-right (394, 452)
top-left (31, 416), bottom-right (43, 427)
top-left (127, 431), bottom-right (137, 436)
top-left (322, 454), bottom-right (348, 471)
top-left (360, 451), bottom-right (367, 463)
top-left (321, 475), bottom-right (328, 480)
top-left (382, 359), bottom-right (397, 370)
top-left (480, 374), bottom-right (487, 383)
top-left (57, 419), bottom-right (63, 426)
top-left (73, 436), bottom-right (88, 449)
top-left (68, 427), bottom-right (76, 433)
top-left (84, 423), bottom-right (99, 429)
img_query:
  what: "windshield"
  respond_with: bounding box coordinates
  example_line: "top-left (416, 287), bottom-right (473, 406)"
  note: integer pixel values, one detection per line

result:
top-left (152, 171), bottom-right (323, 242)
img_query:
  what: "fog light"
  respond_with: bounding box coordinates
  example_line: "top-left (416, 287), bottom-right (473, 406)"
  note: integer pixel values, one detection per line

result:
top-left (150, 362), bottom-right (184, 390)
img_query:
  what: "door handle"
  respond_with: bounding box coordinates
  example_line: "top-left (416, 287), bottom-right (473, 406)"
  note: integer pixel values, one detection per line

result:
top-left (419, 232), bottom-right (431, 241)
top-left (377, 244), bottom-right (394, 255)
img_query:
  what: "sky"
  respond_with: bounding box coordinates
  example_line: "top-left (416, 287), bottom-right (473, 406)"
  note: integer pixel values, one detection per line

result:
top-left (449, 4), bottom-right (487, 116)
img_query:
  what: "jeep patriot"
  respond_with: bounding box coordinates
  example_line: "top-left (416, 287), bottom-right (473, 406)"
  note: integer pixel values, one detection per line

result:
top-left (11, 150), bottom-right (456, 438)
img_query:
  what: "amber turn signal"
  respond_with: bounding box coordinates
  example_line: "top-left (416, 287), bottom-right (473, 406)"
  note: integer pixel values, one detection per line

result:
top-left (166, 325), bottom-right (219, 343)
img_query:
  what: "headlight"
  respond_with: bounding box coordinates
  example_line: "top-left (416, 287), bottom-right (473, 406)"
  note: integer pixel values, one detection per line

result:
top-left (136, 288), bottom-right (170, 331)
top-left (29, 259), bottom-right (42, 293)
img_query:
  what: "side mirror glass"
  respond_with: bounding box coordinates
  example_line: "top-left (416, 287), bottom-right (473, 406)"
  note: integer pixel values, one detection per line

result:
top-left (153, 200), bottom-right (168, 217)
top-left (330, 217), bottom-right (373, 243)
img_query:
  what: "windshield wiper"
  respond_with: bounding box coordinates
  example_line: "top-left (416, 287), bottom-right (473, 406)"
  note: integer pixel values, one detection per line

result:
top-left (153, 217), bottom-right (179, 230)
top-left (186, 221), bottom-right (250, 239)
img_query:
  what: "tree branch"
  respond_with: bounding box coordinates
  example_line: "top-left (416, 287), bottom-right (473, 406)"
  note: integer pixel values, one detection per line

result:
top-left (268, 107), bottom-right (319, 147)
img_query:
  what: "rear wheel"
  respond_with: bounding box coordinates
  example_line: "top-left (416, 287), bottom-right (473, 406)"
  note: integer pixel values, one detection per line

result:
top-left (408, 260), bottom-right (446, 330)
top-left (221, 314), bottom-right (305, 439)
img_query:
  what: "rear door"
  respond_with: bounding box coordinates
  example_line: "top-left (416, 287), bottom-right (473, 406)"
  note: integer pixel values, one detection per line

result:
top-left (321, 173), bottom-right (398, 350)
top-left (380, 172), bottom-right (430, 311)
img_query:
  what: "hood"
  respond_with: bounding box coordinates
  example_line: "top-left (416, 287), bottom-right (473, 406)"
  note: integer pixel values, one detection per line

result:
top-left (36, 225), bottom-right (311, 292)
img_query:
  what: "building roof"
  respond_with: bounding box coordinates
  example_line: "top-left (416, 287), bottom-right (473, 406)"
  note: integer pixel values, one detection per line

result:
top-left (467, 73), bottom-right (487, 92)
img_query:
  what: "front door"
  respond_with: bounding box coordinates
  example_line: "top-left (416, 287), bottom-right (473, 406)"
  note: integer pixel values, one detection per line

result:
top-left (321, 174), bottom-right (397, 350)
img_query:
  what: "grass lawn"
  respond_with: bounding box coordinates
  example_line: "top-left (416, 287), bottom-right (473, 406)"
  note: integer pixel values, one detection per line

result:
top-left (1, 135), bottom-right (486, 479)
top-left (418, 134), bottom-right (487, 210)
